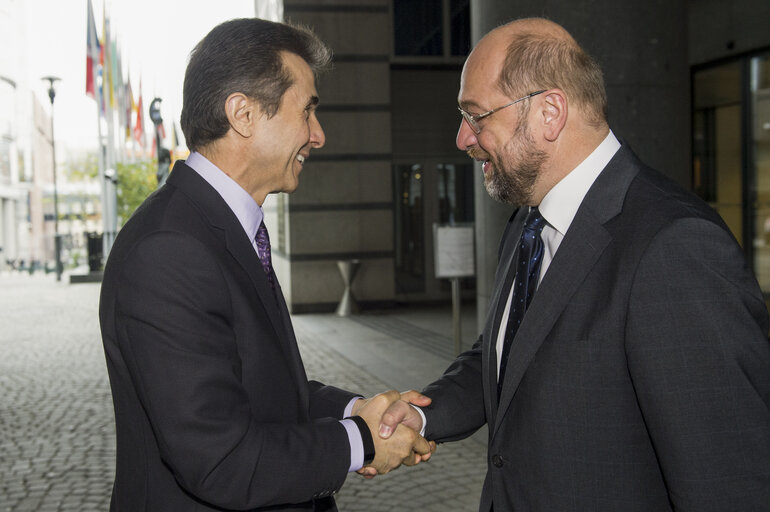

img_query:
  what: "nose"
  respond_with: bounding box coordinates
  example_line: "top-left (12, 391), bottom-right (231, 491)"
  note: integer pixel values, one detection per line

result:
top-left (456, 118), bottom-right (477, 151)
top-left (310, 113), bottom-right (325, 149)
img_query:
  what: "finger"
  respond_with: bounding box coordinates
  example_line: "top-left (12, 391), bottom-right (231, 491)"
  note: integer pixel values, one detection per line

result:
top-left (400, 390), bottom-right (432, 407)
top-left (379, 400), bottom-right (411, 438)
top-left (378, 389), bottom-right (402, 406)
top-left (402, 451), bottom-right (420, 466)
top-left (412, 434), bottom-right (432, 455)
top-left (357, 466), bottom-right (378, 479)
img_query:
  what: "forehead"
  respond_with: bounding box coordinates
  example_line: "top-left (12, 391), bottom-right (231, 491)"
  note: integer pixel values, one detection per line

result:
top-left (281, 52), bottom-right (317, 94)
top-left (458, 40), bottom-right (507, 109)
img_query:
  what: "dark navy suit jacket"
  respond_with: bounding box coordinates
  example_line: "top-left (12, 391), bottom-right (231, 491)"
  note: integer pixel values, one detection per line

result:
top-left (100, 161), bottom-right (356, 511)
top-left (422, 143), bottom-right (770, 511)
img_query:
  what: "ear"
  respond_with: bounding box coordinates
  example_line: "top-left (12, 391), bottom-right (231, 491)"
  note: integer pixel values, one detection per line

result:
top-left (540, 89), bottom-right (567, 142)
top-left (224, 92), bottom-right (256, 138)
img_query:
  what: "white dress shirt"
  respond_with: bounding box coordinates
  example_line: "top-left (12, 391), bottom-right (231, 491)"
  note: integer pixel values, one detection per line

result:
top-left (495, 131), bottom-right (621, 376)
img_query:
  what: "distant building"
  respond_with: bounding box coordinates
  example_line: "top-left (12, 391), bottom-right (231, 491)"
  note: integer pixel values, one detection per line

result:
top-left (0, 0), bottom-right (33, 271)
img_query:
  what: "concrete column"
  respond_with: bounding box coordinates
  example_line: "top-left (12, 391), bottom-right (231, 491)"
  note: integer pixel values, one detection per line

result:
top-left (470, 0), bottom-right (690, 326)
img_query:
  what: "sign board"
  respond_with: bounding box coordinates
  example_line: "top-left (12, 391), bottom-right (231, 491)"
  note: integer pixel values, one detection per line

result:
top-left (433, 223), bottom-right (475, 278)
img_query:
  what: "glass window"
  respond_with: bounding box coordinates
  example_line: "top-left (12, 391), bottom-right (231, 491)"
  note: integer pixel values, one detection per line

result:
top-left (692, 50), bottom-right (770, 298)
top-left (449, 0), bottom-right (470, 56)
top-left (393, 0), bottom-right (470, 57)
top-left (437, 163), bottom-right (473, 224)
top-left (393, 0), bottom-right (443, 56)
top-left (693, 62), bottom-right (743, 243)
top-left (752, 53), bottom-right (770, 292)
top-left (394, 164), bottom-right (425, 293)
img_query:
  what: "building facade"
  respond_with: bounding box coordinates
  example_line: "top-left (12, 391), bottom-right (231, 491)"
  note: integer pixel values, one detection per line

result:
top-left (0, 0), bottom-right (29, 271)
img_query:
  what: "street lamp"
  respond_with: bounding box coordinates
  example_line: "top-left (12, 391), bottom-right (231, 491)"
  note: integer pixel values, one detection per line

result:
top-left (42, 75), bottom-right (62, 281)
top-left (149, 97), bottom-right (170, 187)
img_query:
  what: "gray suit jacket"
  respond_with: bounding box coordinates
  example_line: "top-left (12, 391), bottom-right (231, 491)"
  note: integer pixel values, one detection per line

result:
top-left (100, 161), bottom-right (357, 511)
top-left (422, 143), bottom-right (770, 511)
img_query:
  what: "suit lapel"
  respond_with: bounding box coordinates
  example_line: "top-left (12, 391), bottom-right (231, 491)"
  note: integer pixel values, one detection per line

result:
top-left (167, 163), bottom-right (308, 399)
top-left (482, 207), bottom-right (527, 427)
top-left (491, 143), bottom-right (642, 437)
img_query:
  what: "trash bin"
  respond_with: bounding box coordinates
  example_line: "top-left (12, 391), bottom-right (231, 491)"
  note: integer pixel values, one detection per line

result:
top-left (86, 232), bottom-right (104, 272)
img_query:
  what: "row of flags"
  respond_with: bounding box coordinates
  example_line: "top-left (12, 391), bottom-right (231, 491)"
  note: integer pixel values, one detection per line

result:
top-left (85, 0), bottom-right (183, 256)
top-left (86, 0), bottom-right (146, 150)
top-left (86, 0), bottom-right (180, 157)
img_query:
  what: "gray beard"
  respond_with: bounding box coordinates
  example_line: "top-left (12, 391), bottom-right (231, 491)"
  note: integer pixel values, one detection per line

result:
top-left (484, 121), bottom-right (547, 206)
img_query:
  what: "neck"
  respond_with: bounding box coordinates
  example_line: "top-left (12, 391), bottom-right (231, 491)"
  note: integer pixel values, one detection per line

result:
top-left (198, 139), bottom-right (267, 206)
top-left (533, 122), bottom-right (608, 205)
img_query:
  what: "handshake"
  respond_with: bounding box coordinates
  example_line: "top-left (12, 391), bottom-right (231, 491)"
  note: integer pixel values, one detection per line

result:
top-left (350, 390), bottom-right (436, 478)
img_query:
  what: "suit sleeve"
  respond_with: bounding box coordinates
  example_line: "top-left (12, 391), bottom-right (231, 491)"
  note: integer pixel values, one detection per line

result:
top-left (113, 231), bottom-right (350, 509)
top-left (419, 210), bottom-right (520, 443)
top-left (307, 380), bottom-right (360, 419)
top-left (626, 217), bottom-right (770, 511)
top-left (421, 335), bottom-right (487, 442)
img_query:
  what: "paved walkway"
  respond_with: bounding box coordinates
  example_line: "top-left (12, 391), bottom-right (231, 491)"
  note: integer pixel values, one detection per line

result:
top-left (0, 273), bottom-right (487, 511)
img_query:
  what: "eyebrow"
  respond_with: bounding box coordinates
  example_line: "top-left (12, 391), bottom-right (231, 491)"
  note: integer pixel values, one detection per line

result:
top-left (306, 96), bottom-right (320, 109)
top-left (458, 99), bottom-right (484, 112)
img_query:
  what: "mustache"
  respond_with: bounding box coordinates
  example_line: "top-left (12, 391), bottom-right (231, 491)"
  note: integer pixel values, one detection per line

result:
top-left (467, 149), bottom-right (489, 161)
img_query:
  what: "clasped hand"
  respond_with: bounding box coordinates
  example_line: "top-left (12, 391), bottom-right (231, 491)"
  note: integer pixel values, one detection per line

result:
top-left (351, 390), bottom-right (436, 478)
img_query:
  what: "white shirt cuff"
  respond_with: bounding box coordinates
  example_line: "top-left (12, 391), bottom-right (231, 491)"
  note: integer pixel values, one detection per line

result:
top-left (411, 404), bottom-right (427, 436)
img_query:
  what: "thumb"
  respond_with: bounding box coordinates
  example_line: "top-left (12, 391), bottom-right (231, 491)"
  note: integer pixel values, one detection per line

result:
top-left (401, 390), bottom-right (431, 407)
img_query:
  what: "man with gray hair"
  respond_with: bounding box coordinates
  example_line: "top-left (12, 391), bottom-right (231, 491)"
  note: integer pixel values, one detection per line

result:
top-left (99, 18), bottom-right (432, 511)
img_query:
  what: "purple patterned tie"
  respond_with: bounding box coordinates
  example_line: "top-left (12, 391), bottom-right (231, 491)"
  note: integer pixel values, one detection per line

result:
top-left (256, 221), bottom-right (275, 288)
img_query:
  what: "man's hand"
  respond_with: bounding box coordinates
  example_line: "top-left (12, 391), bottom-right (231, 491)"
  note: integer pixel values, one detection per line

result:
top-left (354, 390), bottom-right (432, 476)
top-left (351, 389), bottom-right (430, 437)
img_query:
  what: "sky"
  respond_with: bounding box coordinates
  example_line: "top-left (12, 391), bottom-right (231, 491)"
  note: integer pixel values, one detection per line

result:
top-left (23, 0), bottom-right (257, 153)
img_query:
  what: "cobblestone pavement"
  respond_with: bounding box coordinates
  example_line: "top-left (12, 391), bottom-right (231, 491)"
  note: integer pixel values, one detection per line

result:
top-left (0, 273), bottom-right (486, 511)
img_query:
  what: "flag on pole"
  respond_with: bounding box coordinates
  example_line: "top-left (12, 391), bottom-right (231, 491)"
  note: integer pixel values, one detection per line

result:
top-left (115, 43), bottom-right (126, 134)
top-left (134, 78), bottom-right (145, 148)
top-left (125, 72), bottom-right (134, 141)
top-left (85, 0), bottom-right (100, 99)
top-left (101, 6), bottom-right (114, 111)
top-left (111, 37), bottom-right (119, 109)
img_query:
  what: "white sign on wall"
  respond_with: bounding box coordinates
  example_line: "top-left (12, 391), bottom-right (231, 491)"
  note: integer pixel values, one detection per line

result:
top-left (433, 223), bottom-right (475, 278)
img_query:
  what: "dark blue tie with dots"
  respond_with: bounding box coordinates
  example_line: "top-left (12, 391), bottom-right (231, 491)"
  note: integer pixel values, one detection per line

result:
top-left (497, 207), bottom-right (546, 401)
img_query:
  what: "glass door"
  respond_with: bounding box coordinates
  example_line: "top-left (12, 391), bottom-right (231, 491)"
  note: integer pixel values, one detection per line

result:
top-left (692, 49), bottom-right (770, 297)
top-left (751, 53), bottom-right (770, 292)
top-left (393, 160), bottom-right (474, 298)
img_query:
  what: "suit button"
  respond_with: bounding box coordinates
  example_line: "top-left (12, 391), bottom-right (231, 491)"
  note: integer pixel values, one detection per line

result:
top-left (492, 454), bottom-right (504, 467)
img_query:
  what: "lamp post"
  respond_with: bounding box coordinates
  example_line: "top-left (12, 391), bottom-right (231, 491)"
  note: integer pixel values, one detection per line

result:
top-left (149, 97), bottom-right (170, 187)
top-left (42, 76), bottom-right (62, 281)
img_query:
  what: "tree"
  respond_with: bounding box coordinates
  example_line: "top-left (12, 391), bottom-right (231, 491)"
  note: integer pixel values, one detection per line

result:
top-left (65, 154), bottom-right (157, 228)
top-left (115, 160), bottom-right (156, 226)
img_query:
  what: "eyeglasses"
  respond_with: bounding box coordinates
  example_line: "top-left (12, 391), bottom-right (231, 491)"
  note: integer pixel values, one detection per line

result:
top-left (457, 90), bottom-right (546, 134)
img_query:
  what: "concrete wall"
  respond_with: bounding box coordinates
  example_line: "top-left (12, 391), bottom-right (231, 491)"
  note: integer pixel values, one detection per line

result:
top-left (277, 0), bottom-right (395, 312)
top-left (689, 0), bottom-right (770, 66)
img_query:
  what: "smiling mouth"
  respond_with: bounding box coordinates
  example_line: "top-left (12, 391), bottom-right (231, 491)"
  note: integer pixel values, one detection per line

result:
top-left (296, 154), bottom-right (306, 164)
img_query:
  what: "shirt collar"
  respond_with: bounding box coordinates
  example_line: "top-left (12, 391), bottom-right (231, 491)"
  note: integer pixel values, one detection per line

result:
top-left (538, 130), bottom-right (620, 236)
top-left (185, 151), bottom-right (263, 240)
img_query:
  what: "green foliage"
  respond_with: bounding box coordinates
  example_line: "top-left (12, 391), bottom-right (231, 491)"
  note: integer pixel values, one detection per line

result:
top-left (62, 153), bottom-right (159, 228)
top-left (65, 153), bottom-right (99, 181)
top-left (115, 160), bottom-right (157, 226)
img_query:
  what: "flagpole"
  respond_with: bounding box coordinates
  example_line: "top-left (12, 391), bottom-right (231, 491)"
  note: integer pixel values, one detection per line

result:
top-left (87, 0), bottom-right (109, 270)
